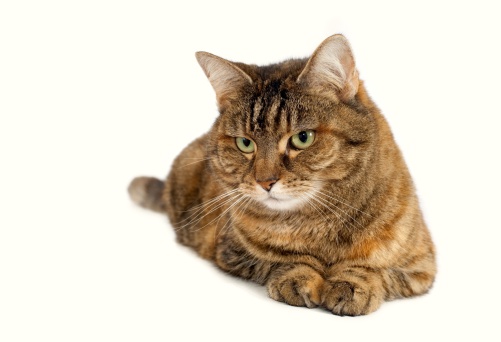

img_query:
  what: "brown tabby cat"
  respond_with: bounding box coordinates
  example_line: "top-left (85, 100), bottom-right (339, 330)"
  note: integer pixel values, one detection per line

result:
top-left (128, 34), bottom-right (436, 316)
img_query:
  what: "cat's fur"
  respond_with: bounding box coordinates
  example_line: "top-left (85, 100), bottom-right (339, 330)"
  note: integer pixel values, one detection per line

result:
top-left (128, 34), bottom-right (436, 316)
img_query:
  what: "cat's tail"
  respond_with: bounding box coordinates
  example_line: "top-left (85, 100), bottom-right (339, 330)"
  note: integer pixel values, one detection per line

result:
top-left (128, 176), bottom-right (166, 213)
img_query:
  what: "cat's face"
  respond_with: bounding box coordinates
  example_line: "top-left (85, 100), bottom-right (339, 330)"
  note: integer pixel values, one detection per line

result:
top-left (208, 84), bottom-right (373, 212)
top-left (199, 35), bottom-right (374, 212)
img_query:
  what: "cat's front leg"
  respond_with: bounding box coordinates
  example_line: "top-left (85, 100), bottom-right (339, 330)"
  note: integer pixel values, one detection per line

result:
top-left (323, 254), bottom-right (435, 316)
top-left (215, 229), bottom-right (278, 285)
top-left (322, 265), bottom-right (385, 316)
top-left (215, 230), bottom-right (325, 308)
top-left (266, 264), bottom-right (325, 308)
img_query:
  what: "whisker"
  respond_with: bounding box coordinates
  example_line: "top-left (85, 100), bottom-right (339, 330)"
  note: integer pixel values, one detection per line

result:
top-left (175, 157), bottom-right (214, 169)
top-left (179, 193), bottom-right (239, 227)
top-left (233, 196), bottom-right (252, 220)
top-left (190, 194), bottom-right (245, 233)
top-left (182, 189), bottom-right (239, 213)
top-left (181, 157), bottom-right (212, 160)
top-left (312, 190), bottom-right (372, 229)
top-left (175, 190), bottom-right (240, 229)
top-left (303, 192), bottom-right (332, 226)
top-left (312, 188), bottom-right (374, 219)
top-left (309, 193), bottom-right (366, 231)
top-left (215, 196), bottom-right (251, 241)
top-left (175, 192), bottom-right (241, 230)
top-left (309, 195), bottom-right (344, 222)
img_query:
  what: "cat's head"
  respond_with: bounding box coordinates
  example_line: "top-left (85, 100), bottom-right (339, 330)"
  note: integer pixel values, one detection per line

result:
top-left (197, 34), bottom-right (377, 212)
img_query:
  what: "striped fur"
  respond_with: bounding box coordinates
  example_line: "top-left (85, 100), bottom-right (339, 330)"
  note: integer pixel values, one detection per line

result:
top-left (128, 34), bottom-right (436, 316)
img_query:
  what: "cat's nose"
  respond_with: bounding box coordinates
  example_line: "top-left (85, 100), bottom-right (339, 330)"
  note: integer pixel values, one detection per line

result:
top-left (257, 179), bottom-right (277, 192)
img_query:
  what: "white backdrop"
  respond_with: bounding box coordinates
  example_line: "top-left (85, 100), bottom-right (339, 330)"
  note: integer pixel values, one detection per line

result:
top-left (1, 1), bottom-right (500, 341)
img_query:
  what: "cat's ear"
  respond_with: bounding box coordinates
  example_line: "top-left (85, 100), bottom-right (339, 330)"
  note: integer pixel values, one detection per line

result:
top-left (196, 51), bottom-right (253, 108)
top-left (297, 34), bottom-right (359, 102)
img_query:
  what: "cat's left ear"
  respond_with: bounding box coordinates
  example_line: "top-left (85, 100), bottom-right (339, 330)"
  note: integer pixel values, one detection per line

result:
top-left (196, 51), bottom-right (253, 109)
top-left (297, 34), bottom-right (359, 102)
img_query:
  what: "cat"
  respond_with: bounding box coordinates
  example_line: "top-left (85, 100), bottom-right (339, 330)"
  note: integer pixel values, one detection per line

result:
top-left (128, 34), bottom-right (437, 316)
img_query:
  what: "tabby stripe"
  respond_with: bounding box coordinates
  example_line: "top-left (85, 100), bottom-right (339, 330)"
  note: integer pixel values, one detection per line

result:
top-left (383, 269), bottom-right (413, 298)
top-left (340, 266), bottom-right (376, 282)
top-left (252, 260), bottom-right (277, 285)
top-left (362, 292), bottom-right (375, 314)
top-left (266, 97), bottom-right (280, 131)
top-left (235, 226), bottom-right (325, 273)
top-left (273, 96), bottom-right (286, 131)
top-left (251, 95), bottom-right (264, 132)
top-left (246, 95), bottom-right (257, 133)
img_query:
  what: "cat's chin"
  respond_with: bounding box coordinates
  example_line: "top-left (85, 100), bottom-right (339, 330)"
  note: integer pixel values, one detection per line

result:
top-left (260, 197), bottom-right (304, 212)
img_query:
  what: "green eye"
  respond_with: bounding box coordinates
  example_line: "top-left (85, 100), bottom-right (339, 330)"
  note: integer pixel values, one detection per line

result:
top-left (291, 130), bottom-right (315, 150)
top-left (236, 137), bottom-right (255, 153)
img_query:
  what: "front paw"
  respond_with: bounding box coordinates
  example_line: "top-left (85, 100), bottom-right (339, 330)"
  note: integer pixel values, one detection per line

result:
top-left (322, 279), bottom-right (383, 316)
top-left (267, 265), bottom-right (324, 308)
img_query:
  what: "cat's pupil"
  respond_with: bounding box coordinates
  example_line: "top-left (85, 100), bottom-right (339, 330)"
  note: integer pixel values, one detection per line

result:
top-left (242, 138), bottom-right (251, 147)
top-left (298, 131), bottom-right (308, 143)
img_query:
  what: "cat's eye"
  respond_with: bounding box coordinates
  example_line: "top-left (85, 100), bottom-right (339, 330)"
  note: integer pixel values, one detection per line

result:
top-left (236, 137), bottom-right (255, 153)
top-left (290, 130), bottom-right (315, 150)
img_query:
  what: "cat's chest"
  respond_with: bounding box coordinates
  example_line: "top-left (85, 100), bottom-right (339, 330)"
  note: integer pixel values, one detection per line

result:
top-left (230, 210), bottom-right (342, 265)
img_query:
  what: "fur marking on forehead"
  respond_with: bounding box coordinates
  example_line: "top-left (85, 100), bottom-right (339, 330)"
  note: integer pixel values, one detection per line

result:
top-left (249, 80), bottom-right (290, 134)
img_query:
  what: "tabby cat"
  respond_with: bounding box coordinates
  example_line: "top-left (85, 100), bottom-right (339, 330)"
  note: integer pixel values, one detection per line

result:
top-left (128, 34), bottom-right (436, 316)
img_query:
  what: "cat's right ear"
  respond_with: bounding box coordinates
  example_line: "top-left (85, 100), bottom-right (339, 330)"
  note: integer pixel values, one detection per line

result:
top-left (195, 52), bottom-right (253, 109)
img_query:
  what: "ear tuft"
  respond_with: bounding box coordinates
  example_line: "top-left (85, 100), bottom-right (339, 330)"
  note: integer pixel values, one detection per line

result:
top-left (195, 52), bottom-right (252, 108)
top-left (297, 34), bottom-right (359, 102)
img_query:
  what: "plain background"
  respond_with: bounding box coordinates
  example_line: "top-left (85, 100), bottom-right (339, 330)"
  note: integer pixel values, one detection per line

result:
top-left (1, 1), bottom-right (500, 341)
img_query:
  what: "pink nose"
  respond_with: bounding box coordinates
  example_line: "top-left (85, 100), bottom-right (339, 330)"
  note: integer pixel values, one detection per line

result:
top-left (257, 179), bottom-right (277, 191)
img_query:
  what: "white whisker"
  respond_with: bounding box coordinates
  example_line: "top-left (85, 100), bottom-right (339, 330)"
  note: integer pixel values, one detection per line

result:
top-left (175, 157), bottom-right (213, 169)
top-left (215, 196), bottom-right (251, 241)
top-left (309, 193), bottom-right (366, 231)
top-left (191, 194), bottom-right (246, 233)
top-left (182, 189), bottom-right (239, 213)
top-left (303, 192), bottom-right (331, 225)
top-left (313, 188), bottom-right (374, 219)
top-left (175, 191), bottom-right (241, 230)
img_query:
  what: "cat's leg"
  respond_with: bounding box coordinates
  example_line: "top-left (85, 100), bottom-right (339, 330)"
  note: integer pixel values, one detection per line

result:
top-left (322, 264), bottom-right (385, 316)
top-left (266, 264), bottom-right (324, 308)
top-left (215, 230), bottom-right (277, 285)
top-left (215, 230), bottom-right (324, 308)
top-left (323, 252), bottom-right (436, 316)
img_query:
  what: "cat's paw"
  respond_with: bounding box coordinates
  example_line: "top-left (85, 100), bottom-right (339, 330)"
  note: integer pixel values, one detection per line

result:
top-left (267, 265), bottom-right (324, 308)
top-left (322, 280), bottom-right (383, 316)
